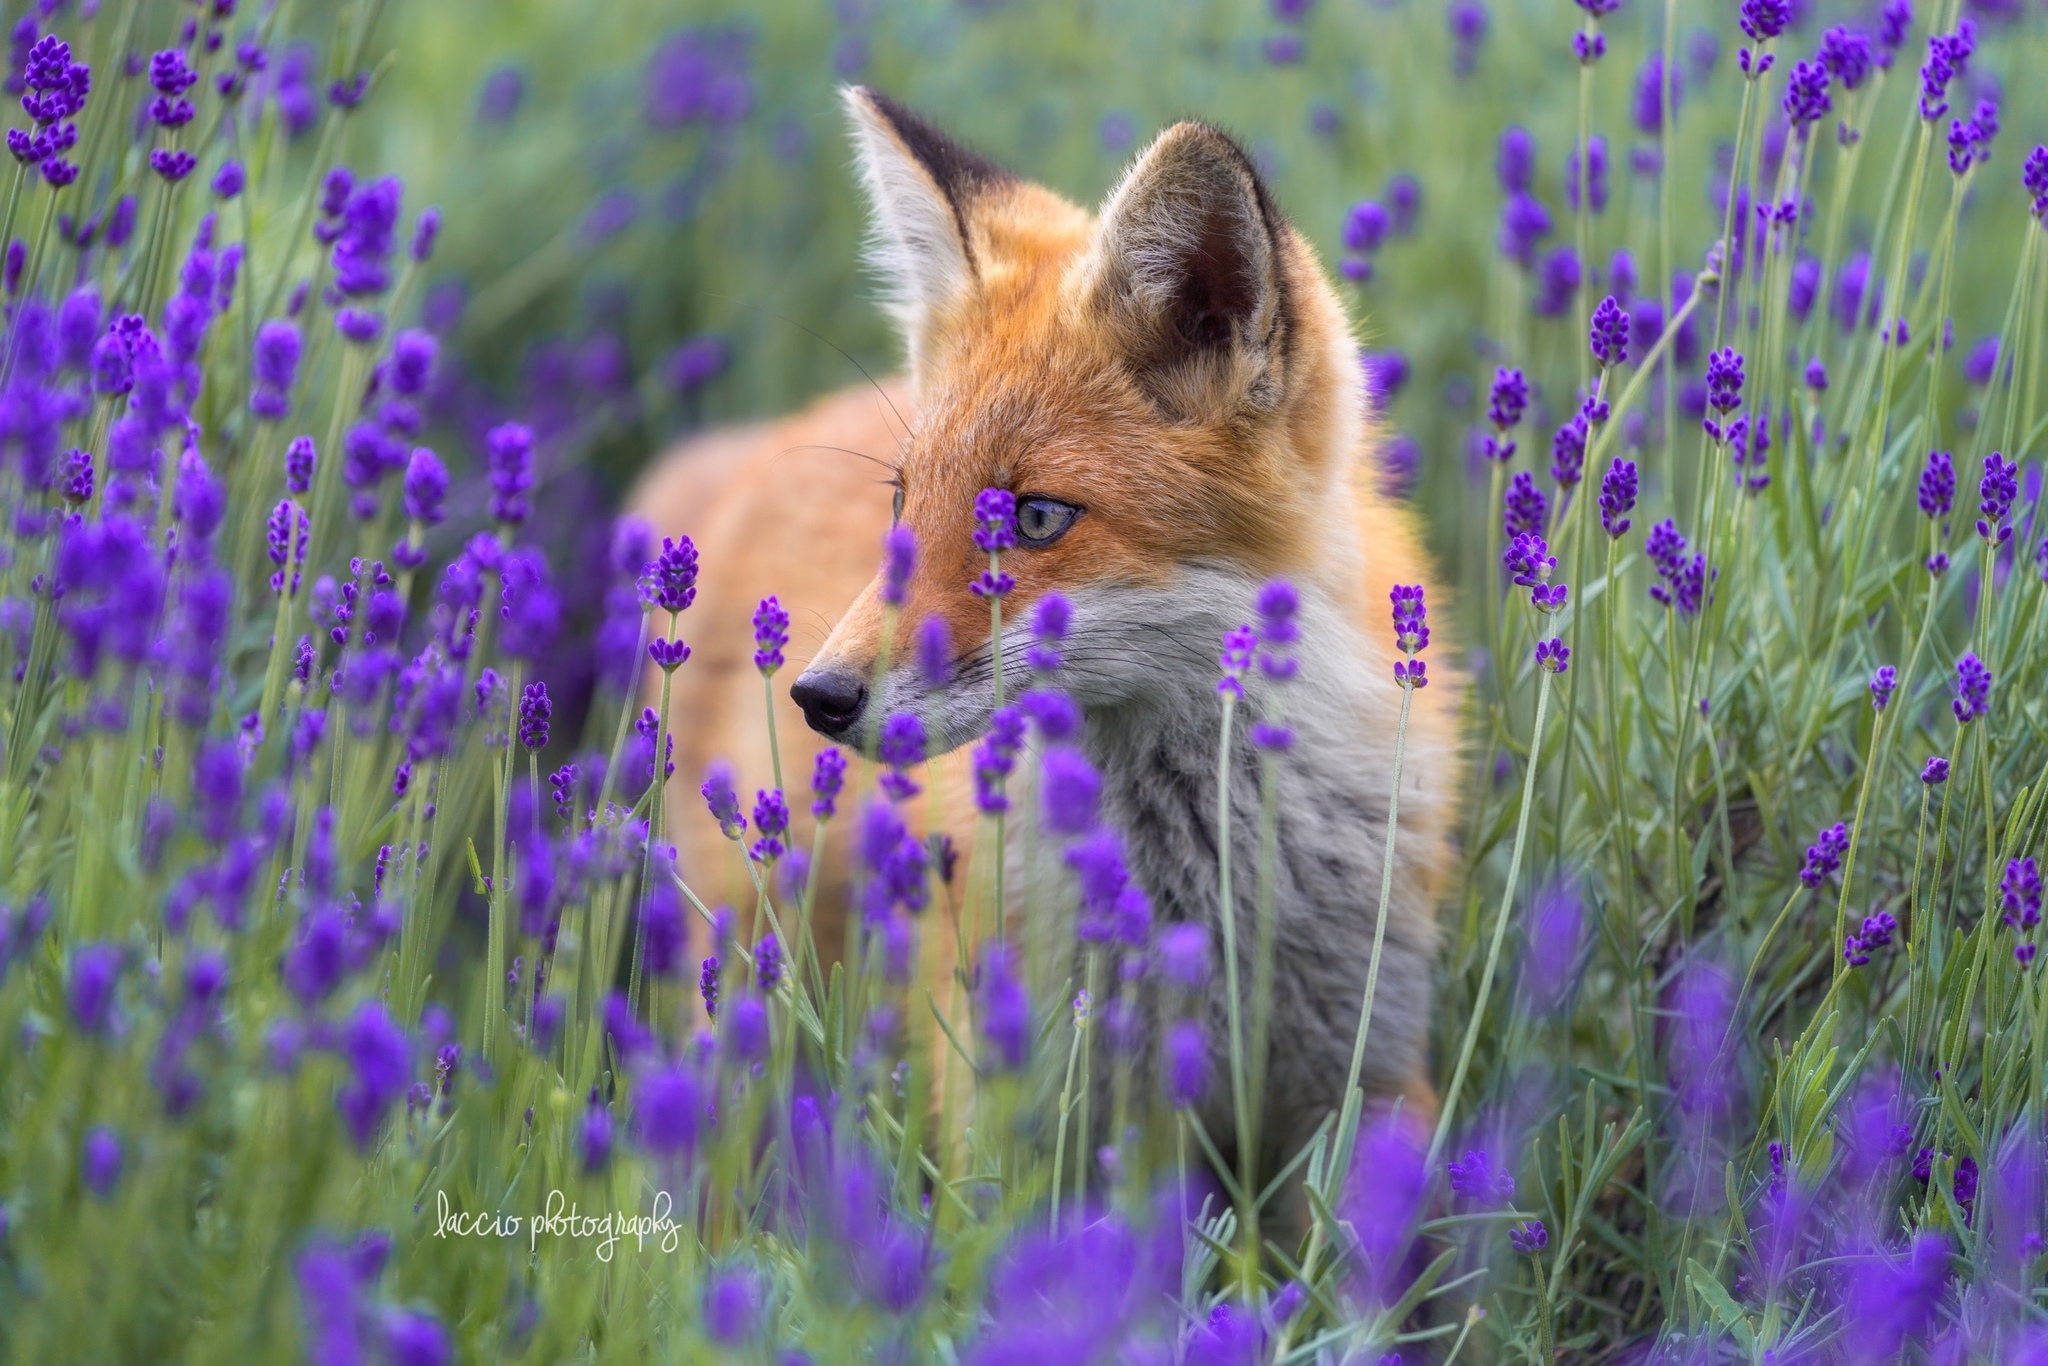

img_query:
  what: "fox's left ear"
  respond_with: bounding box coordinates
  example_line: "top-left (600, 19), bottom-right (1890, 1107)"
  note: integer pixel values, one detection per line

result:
top-left (843, 87), bottom-right (1012, 386)
top-left (1084, 122), bottom-right (1292, 424)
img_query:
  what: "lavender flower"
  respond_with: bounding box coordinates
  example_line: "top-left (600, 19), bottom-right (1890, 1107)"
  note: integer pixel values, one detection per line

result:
top-left (915, 614), bottom-right (949, 688)
top-left (1483, 366), bottom-right (1529, 462)
top-left (1588, 294), bottom-right (1627, 367)
top-left (977, 942), bottom-right (1030, 1070)
top-left (1550, 416), bottom-right (1587, 488)
top-left (640, 536), bottom-right (700, 615)
top-left (1027, 592), bottom-right (1071, 672)
top-left (2002, 858), bottom-right (2042, 930)
top-left (1977, 450), bottom-right (2018, 545)
top-left (752, 596), bottom-right (788, 675)
top-left (880, 525), bottom-right (915, 609)
top-left (1870, 665), bottom-right (1897, 712)
top-left (1918, 450), bottom-right (1956, 520)
top-left (1166, 1020), bottom-right (1208, 1107)
top-left (1799, 822), bottom-right (1851, 888)
top-left (1922, 755), bottom-right (1950, 785)
top-left (1535, 637), bottom-right (1570, 673)
top-left (1497, 126), bottom-right (1535, 194)
top-left (1782, 59), bottom-right (1832, 131)
top-left (1952, 652), bottom-right (1990, 723)
top-left (1821, 26), bottom-right (1874, 91)
top-left (1218, 624), bottom-right (1256, 700)
top-left (1503, 472), bottom-right (1548, 538)
top-left (811, 747), bottom-right (847, 819)
top-left (702, 762), bottom-right (746, 838)
top-left (1390, 584), bottom-right (1429, 688)
top-left (486, 422), bottom-right (533, 526)
top-left (518, 682), bottom-right (550, 751)
top-left (1566, 137), bottom-right (1609, 213)
top-left (1509, 1220), bottom-right (1549, 1254)
top-left (1599, 459), bottom-right (1637, 538)
top-left (750, 789), bottom-right (789, 864)
top-left (1040, 747), bottom-right (1101, 836)
top-left (82, 1127), bottom-right (122, 1198)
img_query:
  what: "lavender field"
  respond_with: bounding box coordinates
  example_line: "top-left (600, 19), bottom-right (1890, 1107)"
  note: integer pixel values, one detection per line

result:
top-left (0, 0), bottom-right (2044, 1362)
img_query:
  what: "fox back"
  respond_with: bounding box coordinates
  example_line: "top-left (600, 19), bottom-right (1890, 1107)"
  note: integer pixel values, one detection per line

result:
top-left (629, 89), bottom-right (1464, 1174)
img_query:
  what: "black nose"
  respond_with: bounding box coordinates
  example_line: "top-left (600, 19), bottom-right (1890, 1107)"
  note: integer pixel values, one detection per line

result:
top-left (790, 669), bottom-right (867, 736)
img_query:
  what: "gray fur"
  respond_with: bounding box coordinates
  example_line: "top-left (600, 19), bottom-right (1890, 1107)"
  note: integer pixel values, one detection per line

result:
top-left (870, 566), bottom-right (1443, 1175)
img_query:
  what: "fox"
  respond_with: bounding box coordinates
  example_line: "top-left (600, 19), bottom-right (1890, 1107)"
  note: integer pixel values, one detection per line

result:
top-left (627, 87), bottom-right (1465, 1186)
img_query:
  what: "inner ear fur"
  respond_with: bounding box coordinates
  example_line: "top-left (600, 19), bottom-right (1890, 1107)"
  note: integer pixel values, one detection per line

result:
top-left (1085, 121), bottom-right (1293, 424)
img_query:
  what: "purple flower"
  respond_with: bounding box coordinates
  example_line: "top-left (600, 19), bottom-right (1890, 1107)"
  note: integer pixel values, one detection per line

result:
top-left (1799, 821), bottom-right (1851, 888)
top-left (1498, 192), bottom-right (1552, 269)
top-left (698, 956), bottom-right (721, 1019)
top-left (914, 614), bottom-right (950, 689)
top-left (1805, 357), bottom-right (1829, 391)
top-left (1361, 351), bottom-right (1409, 410)
top-left (248, 320), bottom-right (302, 418)
top-left (1588, 294), bottom-right (1627, 367)
top-left (82, 1126), bottom-right (122, 1197)
top-left (1390, 583), bottom-right (1429, 660)
top-left (1449, 1), bottom-right (1487, 76)
top-left (1977, 450), bottom-right (2018, 545)
top-left (1027, 593), bottom-right (1071, 672)
top-left (1343, 199), bottom-right (1390, 255)
top-left (1532, 246), bottom-right (1582, 317)
top-left (485, 422), bottom-right (534, 526)
top-left (1550, 416), bottom-right (1588, 488)
top-left (1783, 59), bottom-right (1832, 130)
top-left (973, 486), bottom-right (1017, 554)
top-left (68, 942), bottom-right (121, 1034)
top-left (1255, 579), bottom-right (1300, 682)
top-left (1166, 1019), bottom-right (1208, 1107)
top-left (663, 335), bottom-right (730, 393)
top-left (403, 447), bottom-right (447, 526)
top-left (1870, 665), bottom-right (1897, 712)
top-left (1952, 651), bottom-right (1990, 723)
top-left (1497, 126), bottom-right (1535, 194)
top-left (1534, 637), bottom-right (1570, 674)
top-left (1922, 755), bottom-right (1950, 785)
top-left (878, 712), bottom-right (926, 802)
top-left (519, 682), bottom-right (550, 751)
top-left (811, 747), bottom-right (847, 820)
top-left (1918, 449), bottom-right (1956, 520)
top-left (880, 525), bottom-right (915, 609)
top-left (640, 536), bottom-right (700, 615)
top-left (2002, 858), bottom-right (2043, 930)
top-left (580, 1096), bottom-right (614, 1172)
top-left (1503, 472), bottom-right (1548, 539)
top-left (977, 942), bottom-right (1029, 1070)
top-left (1040, 746), bottom-right (1101, 836)
top-left (1822, 26), bottom-right (1874, 92)
top-left (750, 789), bottom-right (789, 864)
top-left (1218, 624), bottom-right (1256, 699)
top-left (752, 596), bottom-right (789, 675)
top-left (1566, 136), bottom-right (1609, 214)
top-left (1599, 459), bottom-right (1638, 538)
top-left (636, 1062), bottom-right (705, 1156)
top-left (703, 1267), bottom-right (763, 1346)
top-left (2027, 145), bottom-right (2048, 218)
top-left (1509, 1219), bottom-right (1549, 1254)
top-left (1705, 347), bottom-right (1745, 417)
top-left (702, 762), bottom-right (745, 838)
top-left (1488, 366), bottom-right (1529, 429)
top-left (337, 1000), bottom-right (410, 1149)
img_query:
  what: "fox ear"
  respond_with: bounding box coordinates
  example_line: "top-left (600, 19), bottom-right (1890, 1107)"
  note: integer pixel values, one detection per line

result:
top-left (843, 87), bottom-right (1010, 383)
top-left (1086, 122), bottom-right (1289, 423)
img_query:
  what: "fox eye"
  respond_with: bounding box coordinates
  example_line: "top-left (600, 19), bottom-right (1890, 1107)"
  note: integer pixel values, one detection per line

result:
top-left (1015, 496), bottom-right (1080, 547)
top-left (891, 483), bottom-right (905, 524)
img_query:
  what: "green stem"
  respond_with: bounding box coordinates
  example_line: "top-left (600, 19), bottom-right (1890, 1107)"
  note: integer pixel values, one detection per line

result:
top-left (1429, 665), bottom-right (1557, 1168)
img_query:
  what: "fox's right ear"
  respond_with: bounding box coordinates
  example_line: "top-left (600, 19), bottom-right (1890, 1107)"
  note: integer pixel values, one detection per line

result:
top-left (843, 87), bottom-right (1010, 386)
top-left (1084, 122), bottom-right (1291, 425)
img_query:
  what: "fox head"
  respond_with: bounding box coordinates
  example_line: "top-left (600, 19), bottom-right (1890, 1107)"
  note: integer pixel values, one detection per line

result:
top-left (791, 88), bottom-right (1378, 752)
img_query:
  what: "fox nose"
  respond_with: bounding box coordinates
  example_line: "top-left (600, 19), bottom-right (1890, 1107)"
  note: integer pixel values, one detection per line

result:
top-left (790, 669), bottom-right (867, 737)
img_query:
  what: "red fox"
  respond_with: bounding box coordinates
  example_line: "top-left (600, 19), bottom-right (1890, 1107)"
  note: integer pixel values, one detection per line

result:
top-left (628, 88), bottom-right (1463, 1174)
